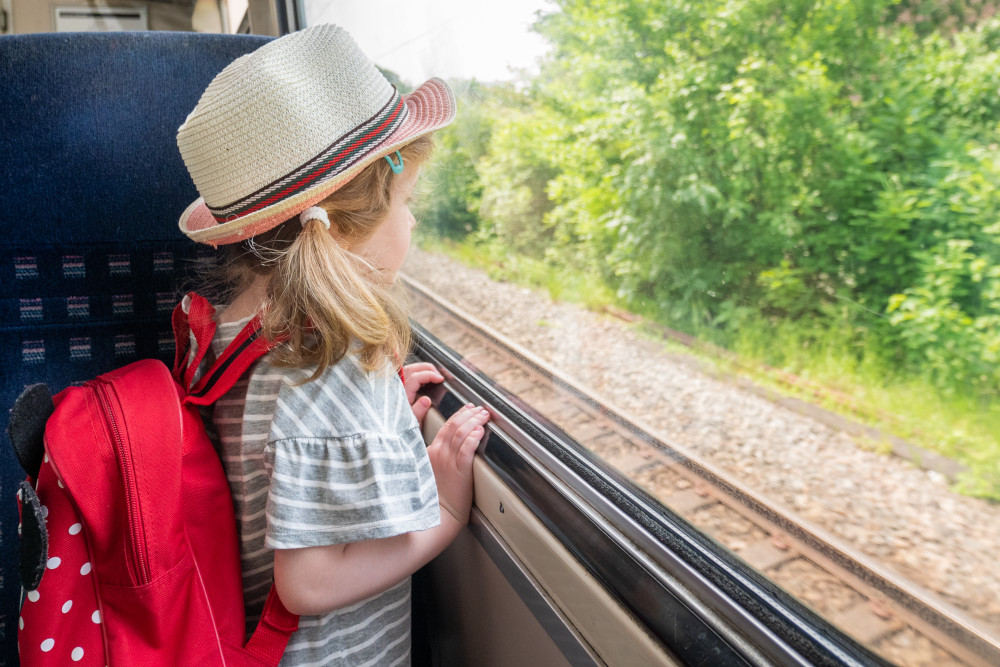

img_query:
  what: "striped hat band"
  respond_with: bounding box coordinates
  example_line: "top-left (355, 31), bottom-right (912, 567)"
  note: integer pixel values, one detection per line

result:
top-left (207, 90), bottom-right (408, 222)
top-left (176, 24), bottom-right (456, 246)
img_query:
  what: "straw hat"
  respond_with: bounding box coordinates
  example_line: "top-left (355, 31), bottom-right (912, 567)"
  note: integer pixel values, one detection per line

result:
top-left (176, 24), bottom-right (456, 246)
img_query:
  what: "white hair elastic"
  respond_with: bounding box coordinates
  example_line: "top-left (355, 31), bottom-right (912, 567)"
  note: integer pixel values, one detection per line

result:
top-left (300, 206), bottom-right (331, 230)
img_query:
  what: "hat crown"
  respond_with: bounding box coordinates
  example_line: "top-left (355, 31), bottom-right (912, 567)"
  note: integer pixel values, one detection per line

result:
top-left (177, 24), bottom-right (396, 210)
top-left (177, 24), bottom-right (456, 245)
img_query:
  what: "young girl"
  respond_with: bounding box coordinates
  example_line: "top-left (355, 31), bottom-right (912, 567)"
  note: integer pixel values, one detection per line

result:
top-left (175, 24), bottom-right (488, 665)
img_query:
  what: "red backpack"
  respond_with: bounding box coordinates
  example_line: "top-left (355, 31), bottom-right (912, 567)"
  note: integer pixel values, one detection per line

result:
top-left (9, 293), bottom-right (298, 666)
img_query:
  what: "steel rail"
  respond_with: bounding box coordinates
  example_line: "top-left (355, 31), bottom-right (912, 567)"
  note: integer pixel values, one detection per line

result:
top-left (404, 274), bottom-right (1000, 667)
top-left (411, 321), bottom-right (885, 666)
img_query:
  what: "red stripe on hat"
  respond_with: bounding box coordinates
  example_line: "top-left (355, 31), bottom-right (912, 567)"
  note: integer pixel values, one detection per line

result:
top-left (211, 98), bottom-right (406, 222)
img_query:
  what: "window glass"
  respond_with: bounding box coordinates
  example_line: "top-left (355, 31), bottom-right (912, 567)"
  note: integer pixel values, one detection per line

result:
top-left (302, 2), bottom-right (1000, 665)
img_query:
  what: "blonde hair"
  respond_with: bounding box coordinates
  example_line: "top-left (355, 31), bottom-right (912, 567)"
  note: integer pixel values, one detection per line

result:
top-left (214, 136), bottom-right (434, 383)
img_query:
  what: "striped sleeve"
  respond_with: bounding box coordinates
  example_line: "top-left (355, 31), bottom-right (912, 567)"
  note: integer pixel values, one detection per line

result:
top-left (264, 430), bottom-right (439, 548)
top-left (262, 359), bottom-right (440, 550)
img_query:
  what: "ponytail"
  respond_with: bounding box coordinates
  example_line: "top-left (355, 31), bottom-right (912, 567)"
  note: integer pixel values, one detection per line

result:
top-left (205, 135), bottom-right (433, 382)
top-left (262, 216), bottom-right (411, 384)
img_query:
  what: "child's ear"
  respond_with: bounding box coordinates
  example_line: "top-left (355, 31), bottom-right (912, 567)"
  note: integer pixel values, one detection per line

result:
top-left (19, 481), bottom-right (48, 591)
top-left (7, 384), bottom-right (53, 479)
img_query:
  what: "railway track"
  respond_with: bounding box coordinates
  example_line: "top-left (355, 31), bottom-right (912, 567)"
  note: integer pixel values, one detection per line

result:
top-left (403, 275), bottom-right (1000, 667)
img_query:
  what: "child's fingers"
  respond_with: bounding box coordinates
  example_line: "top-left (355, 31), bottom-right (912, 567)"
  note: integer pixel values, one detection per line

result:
top-left (404, 364), bottom-right (443, 388)
top-left (411, 395), bottom-right (432, 424)
top-left (403, 363), bottom-right (445, 401)
top-left (407, 369), bottom-right (444, 386)
top-left (457, 426), bottom-right (484, 468)
top-left (434, 405), bottom-right (481, 450)
top-left (434, 404), bottom-right (478, 444)
top-left (404, 362), bottom-right (437, 374)
top-left (447, 409), bottom-right (489, 454)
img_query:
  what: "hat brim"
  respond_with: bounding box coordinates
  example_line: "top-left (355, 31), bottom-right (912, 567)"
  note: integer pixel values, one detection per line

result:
top-left (179, 77), bottom-right (455, 246)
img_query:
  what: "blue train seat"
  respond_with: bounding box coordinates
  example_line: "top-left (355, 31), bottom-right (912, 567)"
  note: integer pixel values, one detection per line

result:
top-left (0, 30), bottom-right (270, 663)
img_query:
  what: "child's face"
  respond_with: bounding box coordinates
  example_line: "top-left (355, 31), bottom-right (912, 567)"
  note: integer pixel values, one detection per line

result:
top-left (349, 166), bottom-right (419, 284)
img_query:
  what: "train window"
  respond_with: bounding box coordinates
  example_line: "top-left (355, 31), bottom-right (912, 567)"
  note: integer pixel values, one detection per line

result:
top-left (298, 2), bottom-right (1000, 665)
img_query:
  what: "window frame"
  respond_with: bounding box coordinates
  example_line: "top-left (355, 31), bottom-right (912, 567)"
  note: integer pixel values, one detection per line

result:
top-left (411, 321), bottom-right (886, 667)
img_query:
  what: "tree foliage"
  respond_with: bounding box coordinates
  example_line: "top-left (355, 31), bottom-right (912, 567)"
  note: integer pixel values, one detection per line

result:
top-left (421, 1), bottom-right (1000, 410)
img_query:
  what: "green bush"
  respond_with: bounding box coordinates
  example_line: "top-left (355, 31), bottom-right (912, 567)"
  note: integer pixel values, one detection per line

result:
top-left (417, 1), bottom-right (1000, 496)
top-left (417, 82), bottom-right (492, 239)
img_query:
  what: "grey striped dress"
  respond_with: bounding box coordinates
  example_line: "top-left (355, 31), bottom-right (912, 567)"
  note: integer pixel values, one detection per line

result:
top-left (191, 313), bottom-right (440, 666)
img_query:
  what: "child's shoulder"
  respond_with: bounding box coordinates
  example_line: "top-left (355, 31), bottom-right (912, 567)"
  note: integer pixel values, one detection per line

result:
top-left (272, 352), bottom-right (393, 396)
top-left (266, 354), bottom-right (411, 441)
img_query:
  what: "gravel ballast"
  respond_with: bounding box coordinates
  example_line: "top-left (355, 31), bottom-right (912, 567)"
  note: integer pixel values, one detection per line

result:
top-left (403, 246), bottom-right (1000, 637)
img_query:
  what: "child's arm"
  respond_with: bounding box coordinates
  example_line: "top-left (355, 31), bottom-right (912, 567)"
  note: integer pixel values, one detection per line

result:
top-left (273, 403), bottom-right (489, 616)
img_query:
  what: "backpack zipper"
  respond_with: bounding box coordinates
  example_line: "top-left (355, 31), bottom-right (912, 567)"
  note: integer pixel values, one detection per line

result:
top-left (91, 380), bottom-right (151, 586)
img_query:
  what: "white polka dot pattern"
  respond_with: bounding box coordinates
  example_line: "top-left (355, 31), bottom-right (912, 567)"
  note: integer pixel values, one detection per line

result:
top-left (18, 454), bottom-right (104, 664)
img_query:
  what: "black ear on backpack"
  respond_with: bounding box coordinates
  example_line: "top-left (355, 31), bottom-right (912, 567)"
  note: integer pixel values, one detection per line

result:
top-left (18, 480), bottom-right (49, 591)
top-left (6, 384), bottom-right (54, 479)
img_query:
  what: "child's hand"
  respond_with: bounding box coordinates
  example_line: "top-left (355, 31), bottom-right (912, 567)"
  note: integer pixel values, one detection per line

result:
top-left (403, 362), bottom-right (444, 425)
top-left (426, 403), bottom-right (490, 527)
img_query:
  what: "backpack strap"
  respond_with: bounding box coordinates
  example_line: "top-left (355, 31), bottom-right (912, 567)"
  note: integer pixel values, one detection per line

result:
top-left (184, 315), bottom-right (272, 406)
top-left (184, 309), bottom-right (300, 662)
top-left (171, 293), bottom-right (275, 406)
top-left (172, 292), bottom-right (216, 389)
top-left (243, 587), bottom-right (301, 664)
top-left (172, 294), bottom-right (300, 660)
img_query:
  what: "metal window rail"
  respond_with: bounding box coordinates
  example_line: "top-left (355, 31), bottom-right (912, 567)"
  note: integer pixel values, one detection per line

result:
top-left (412, 322), bottom-right (888, 667)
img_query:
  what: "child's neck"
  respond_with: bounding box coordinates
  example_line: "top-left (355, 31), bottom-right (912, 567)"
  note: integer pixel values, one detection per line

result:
top-left (217, 274), bottom-right (268, 324)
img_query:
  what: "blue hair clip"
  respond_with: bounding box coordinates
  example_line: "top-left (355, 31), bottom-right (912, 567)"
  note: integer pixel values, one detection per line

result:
top-left (384, 150), bottom-right (404, 174)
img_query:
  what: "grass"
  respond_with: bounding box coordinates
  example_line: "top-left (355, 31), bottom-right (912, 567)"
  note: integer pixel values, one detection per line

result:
top-left (728, 317), bottom-right (1000, 498)
top-left (420, 236), bottom-right (619, 312)
top-left (413, 234), bottom-right (1000, 501)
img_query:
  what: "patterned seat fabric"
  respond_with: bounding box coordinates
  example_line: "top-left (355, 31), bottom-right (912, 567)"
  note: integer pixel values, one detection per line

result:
top-left (0, 31), bottom-right (270, 664)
